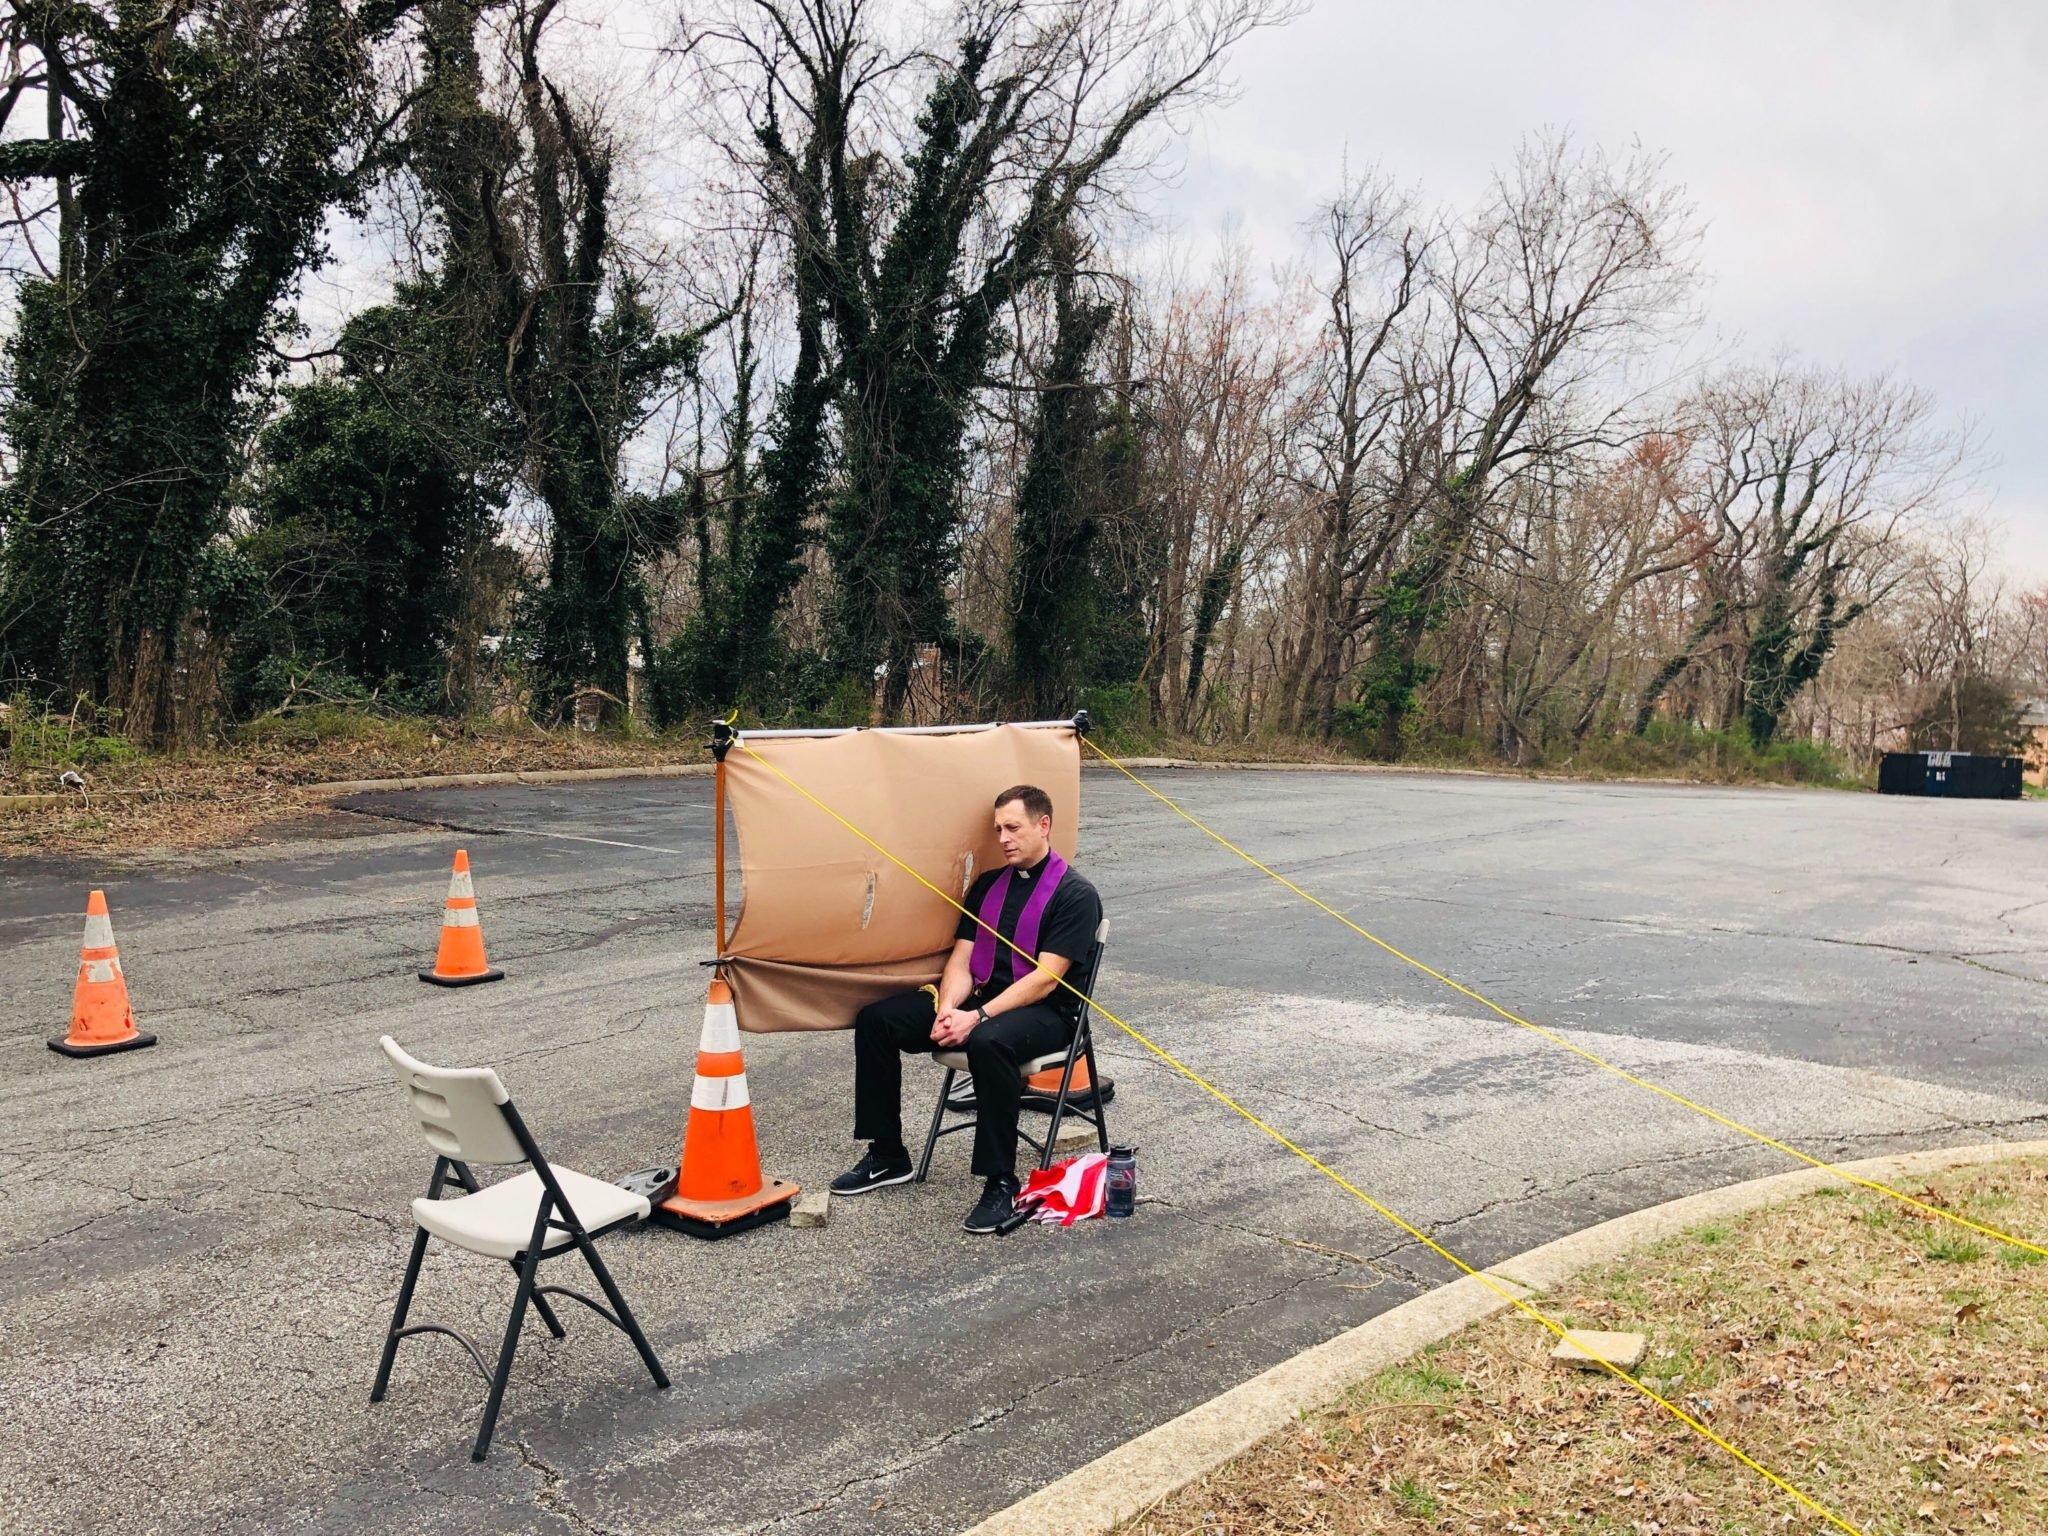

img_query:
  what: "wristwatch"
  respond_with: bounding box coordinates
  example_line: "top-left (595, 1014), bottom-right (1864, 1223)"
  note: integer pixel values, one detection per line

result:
top-left (975, 1006), bottom-right (989, 1026)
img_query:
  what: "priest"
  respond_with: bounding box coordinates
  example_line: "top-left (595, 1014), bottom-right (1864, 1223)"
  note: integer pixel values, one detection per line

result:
top-left (830, 784), bottom-right (1103, 1233)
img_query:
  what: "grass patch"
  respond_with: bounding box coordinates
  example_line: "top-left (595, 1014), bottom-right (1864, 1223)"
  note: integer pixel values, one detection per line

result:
top-left (1924, 1232), bottom-right (1986, 1263)
top-left (1121, 1157), bottom-right (2048, 1536)
top-left (1389, 1476), bottom-right (1436, 1519)
top-left (2, 693), bottom-right (140, 772)
top-left (1363, 1358), bottom-right (1464, 1404)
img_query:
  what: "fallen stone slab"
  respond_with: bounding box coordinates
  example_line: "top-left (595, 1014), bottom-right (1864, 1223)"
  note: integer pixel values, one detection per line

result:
top-left (790, 1189), bottom-right (831, 1228)
top-left (1053, 1122), bottom-right (1100, 1154)
top-left (1549, 1329), bottom-right (1648, 1373)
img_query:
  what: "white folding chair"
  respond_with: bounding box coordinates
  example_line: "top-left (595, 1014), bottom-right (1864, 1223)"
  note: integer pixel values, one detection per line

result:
top-left (917, 917), bottom-right (1113, 1181)
top-left (370, 1036), bottom-right (669, 1461)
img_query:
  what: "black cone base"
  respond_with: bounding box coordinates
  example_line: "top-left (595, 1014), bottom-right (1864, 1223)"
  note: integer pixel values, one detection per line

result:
top-left (49, 1030), bottom-right (158, 1058)
top-left (419, 967), bottom-right (505, 987)
top-left (651, 1178), bottom-right (800, 1241)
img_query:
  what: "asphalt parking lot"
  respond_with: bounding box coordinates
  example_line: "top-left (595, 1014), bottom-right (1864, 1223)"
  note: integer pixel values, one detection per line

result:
top-left (3, 767), bottom-right (2044, 1534)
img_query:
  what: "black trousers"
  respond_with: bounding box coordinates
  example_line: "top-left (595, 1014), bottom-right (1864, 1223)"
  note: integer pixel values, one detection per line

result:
top-left (852, 989), bottom-right (1073, 1179)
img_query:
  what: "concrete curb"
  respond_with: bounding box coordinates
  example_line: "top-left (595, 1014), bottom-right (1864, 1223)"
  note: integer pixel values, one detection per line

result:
top-left (962, 1137), bottom-right (2048, 1536)
top-left (308, 763), bottom-right (714, 795)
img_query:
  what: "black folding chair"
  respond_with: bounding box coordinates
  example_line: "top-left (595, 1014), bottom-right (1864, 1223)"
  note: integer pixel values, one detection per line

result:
top-left (917, 917), bottom-right (1113, 1181)
top-left (371, 1036), bottom-right (669, 1461)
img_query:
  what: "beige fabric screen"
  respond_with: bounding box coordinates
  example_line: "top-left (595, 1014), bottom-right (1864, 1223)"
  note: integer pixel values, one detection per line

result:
top-left (721, 725), bottom-right (1081, 1033)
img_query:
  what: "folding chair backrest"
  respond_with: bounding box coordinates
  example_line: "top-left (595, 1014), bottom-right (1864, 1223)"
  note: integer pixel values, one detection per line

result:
top-left (1060, 916), bottom-right (1109, 1016)
top-left (380, 1035), bottom-right (527, 1165)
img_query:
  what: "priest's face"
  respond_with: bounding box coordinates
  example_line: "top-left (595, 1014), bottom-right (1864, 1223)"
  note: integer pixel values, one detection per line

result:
top-left (994, 798), bottom-right (1052, 867)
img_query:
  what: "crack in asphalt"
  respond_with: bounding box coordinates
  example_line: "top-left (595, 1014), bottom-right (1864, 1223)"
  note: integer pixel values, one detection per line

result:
top-left (1997, 896), bottom-right (2048, 930)
top-left (1142, 1194), bottom-right (1408, 1282)
top-left (1950, 954), bottom-right (2048, 991)
top-left (1241, 1079), bottom-right (1528, 1176)
top-left (513, 1437), bottom-right (621, 1536)
top-left (252, 1186), bottom-right (405, 1231)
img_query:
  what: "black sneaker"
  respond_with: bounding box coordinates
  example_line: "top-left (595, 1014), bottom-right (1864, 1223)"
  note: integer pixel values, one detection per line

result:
top-left (963, 1175), bottom-right (1020, 1234)
top-left (831, 1147), bottom-right (914, 1197)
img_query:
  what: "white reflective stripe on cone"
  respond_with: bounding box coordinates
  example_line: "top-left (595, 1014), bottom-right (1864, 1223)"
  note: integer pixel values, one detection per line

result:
top-left (699, 1003), bottom-right (740, 1054)
top-left (82, 958), bottom-right (120, 984)
top-left (446, 870), bottom-right (476, 900)
top-left (690, 1072), bottom-right (751, 1113)
top-left (441, 905), bottom-right (479, 928)
top-left (82, 913), bottom-right (115, 949)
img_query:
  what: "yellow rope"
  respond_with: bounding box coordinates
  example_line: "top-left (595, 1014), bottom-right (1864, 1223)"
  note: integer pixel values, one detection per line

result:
top-left (1082, 739), bottom-right (2048, 1262)
top-left (731, 737), bottom-right (1868, 1536)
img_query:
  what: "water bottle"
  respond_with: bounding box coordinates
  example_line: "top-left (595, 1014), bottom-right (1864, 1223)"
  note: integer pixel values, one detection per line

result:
top-left (1104, 1146), bottom-right (1137, 1218)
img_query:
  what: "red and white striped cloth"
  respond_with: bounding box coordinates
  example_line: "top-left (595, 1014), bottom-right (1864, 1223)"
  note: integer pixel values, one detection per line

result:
top-left (1017, 1152), bottom-right (1108, 1226)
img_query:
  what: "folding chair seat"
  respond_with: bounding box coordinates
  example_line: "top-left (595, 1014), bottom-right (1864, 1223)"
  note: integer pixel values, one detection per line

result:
top-left (370, 1036), bottom-right (669, 1461)
top-left (410, 1167), bottom-right (646, 1261)
top-left (918, 918), bottom-right (1113, 1182)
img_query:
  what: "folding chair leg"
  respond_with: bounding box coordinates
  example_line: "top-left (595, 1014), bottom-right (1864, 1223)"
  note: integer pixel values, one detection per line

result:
top-left (1042, 1066), bottom-right (1077, 1175)
top-left (472, 1242), bottom-right (543, 1461)
top-left (519, 1267), bottom-right (567, 1340)
top-left (917, 1068), bottom-right (957, 1183)
top-left (573, 1236), bottom-right (669, 1390)
top-left (371, 1226), bottom-right (431, 1403)
top-left (1036, 1095), bottom-right (1063, 1172)
top-left (1082, 1031), bottom-right (1110, 1153)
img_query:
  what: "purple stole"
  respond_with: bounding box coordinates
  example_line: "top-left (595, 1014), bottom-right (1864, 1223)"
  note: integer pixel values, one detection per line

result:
top-left (969, 850), bottom-right (1069, 988)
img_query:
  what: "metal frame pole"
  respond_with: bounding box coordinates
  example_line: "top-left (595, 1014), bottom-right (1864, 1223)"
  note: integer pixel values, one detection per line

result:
top-left (709, 720), bottom-right (734, 953)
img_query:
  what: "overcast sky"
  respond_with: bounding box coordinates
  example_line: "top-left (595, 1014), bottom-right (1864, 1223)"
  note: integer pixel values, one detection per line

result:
top-left (1160, 0), bottom-right (2048, 583)
top-left (298, 1), bottom-right (2046, 582)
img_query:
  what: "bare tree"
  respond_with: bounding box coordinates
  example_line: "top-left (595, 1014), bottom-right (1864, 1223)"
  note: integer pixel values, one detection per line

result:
top-left (1465, 436), bottom-right (1695, 760)
top-left (1126, 249), bottom-right (1304, 733)
top-left (1356, 136), bottom-right (1700, 757)
top-left (1277, 169), bottom-right (1432, 737)
top-left (1634, 365), bottom-right (1962, 744)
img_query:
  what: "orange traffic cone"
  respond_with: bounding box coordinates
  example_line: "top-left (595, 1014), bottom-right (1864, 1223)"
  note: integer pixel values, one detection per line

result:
top-left (49, 890), bottom-right (158, 1058)
top-left (418, 849), bottom-right (504, 987)
top-left (653, 977), bottom-right (798, 1239)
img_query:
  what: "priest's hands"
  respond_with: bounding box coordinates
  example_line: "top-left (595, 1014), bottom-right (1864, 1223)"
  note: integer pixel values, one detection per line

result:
top-left (931, 1007), bottom-right (980, 1047)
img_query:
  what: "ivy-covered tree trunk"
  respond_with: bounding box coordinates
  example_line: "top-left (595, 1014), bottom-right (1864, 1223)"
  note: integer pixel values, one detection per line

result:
top-left (649, 127), bottom-right (836, 719)
top-left (1742, 567), bottom-right (1861, 747)
top-left (0, 0), bottom-right (412, 740)
top-left (732, 267), bottom-right (830, 684)
top-left (820, 40), bottom-right (1000, 716)
top-left (1356, 485), bottom-right (1478, 758)
top-left (1009, 240), bottom-right (1115, 717)
top-left (1182, 532), bottom-right (1252, 718)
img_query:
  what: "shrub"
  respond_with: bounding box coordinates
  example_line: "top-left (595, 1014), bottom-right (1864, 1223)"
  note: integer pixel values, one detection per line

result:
top-left (2, 694), bottom-right (140, 772)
